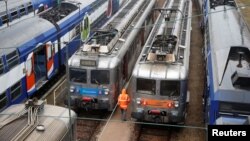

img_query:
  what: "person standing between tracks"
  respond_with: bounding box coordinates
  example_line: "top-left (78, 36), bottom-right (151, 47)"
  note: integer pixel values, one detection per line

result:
top-left (118, 89), bottom-right (130, 121)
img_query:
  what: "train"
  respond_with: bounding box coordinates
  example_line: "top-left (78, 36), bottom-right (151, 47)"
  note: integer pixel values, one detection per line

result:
top-left (0, 99), bottom-right (76, 141)
top-left (0, 0), bottom-right (57, 27)
top-left (202, 0), bottom-right (250, 125)
top-left (0, 0), bottom-right (123, 112)
top-left (130, 0), bottom-right (192, 123)
top-left (67, 0), bottom-right (156, 111)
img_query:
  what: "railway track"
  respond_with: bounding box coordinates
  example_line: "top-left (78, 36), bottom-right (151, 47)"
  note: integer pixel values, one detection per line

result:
top-left (77, 110), bottom-right (110, 141)
top-left (135, 124), bottom-right (174, 141)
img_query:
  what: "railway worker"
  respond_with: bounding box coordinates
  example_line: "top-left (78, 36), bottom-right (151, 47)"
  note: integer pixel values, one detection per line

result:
top-left (118, 89), bottom-right (130, 121)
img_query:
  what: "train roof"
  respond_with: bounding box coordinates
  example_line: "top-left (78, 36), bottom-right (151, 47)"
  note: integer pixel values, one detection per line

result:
top-left (209, 5), bottom-right (250, 101)
top-left (0, 16), bottom-right (55, 56)
top-left (69, 0), bottom-right (156, 69)
top-left (210, 6), bottom-right (250, 87)
top-left (0, 104), bottom-right (76, 141)
top-left (132, 0), bottom-right (192, 80)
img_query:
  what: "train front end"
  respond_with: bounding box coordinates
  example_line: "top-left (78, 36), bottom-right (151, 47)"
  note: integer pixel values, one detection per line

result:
top-left (131, 68), bottom-right (188, 124)
top-left (67, 63), bottom-right (114, 111)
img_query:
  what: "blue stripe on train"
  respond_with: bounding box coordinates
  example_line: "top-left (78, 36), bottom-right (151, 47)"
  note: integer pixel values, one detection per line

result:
top-left (78, 87), bottom-right (104, 96)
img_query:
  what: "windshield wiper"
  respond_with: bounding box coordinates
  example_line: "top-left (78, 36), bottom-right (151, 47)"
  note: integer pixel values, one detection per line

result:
top-left (94, 79), bottom-right (100, 85)
top-left (169, 90), bottom-right (177, 96)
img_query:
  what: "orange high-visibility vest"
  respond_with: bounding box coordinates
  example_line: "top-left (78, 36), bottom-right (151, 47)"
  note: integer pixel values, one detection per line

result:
top-left (118, 94), bottom-right (130, 109)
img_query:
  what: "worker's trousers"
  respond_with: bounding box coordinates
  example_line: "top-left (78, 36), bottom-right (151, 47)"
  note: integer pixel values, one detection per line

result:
top-left (120, 109), bottom-right (127, 121)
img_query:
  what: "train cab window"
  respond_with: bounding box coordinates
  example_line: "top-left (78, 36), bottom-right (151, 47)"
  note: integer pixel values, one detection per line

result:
top-left (91, 70), bottom-right (110, 84)
top-left (219, 102), bottom-right (250, 115)
top-left (160, 80), bottom-right (180, 96)
top-left (6, 50), bottom-right (19, 70)
top-left (136, 78), bottom-right (156, 95)
top-left (0, 59), bottom-right (4, 75)
top-left (0, 91), bottom-right (7, 111)
top-left (10, 81), bottom-right (22, 101)
top-left (69, 69), bottom-right (87, 83)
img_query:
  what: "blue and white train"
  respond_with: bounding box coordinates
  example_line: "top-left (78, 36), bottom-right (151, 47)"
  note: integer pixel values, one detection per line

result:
top-left (0, 0), bottom-right (123, 112)
top-left (0, 0), bottom-right (56, 27)
top-left (202, 0), bottom-right (250, 125)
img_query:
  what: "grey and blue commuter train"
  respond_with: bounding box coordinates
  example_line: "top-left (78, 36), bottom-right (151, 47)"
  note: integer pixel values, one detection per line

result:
top-left (67, 0), bottom-right (156, 111)
top-left (202, 0), bottom-right (250, 124)
top-left (130, 0), bottom-right (192, 123)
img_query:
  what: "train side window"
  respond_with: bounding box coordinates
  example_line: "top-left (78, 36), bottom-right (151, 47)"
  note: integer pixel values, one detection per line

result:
top-left (1, 14), bottom-right (8, 24)
top-left (136, 78), bottom-right (156, 95)
top-left (26, 58), bottom-right (33, 75)
top-left (10, 10), bottom-right (18, 21)
top-left (27, 3), bottom-right (33, 13)
top-left (19, 6), bottom-right (26, 16)
top-left (0, 91), bottom-right (7, 111)
top-left (10, 81), bottom-right (22, 101)
top-left (0, 59), bottom-right (4, 75)
top-left (71, 24), bottom-right (80, 39)
top-left (6, 50), bottom-right (19, 70)
top-left (46, 43), bottom-right (52, 61)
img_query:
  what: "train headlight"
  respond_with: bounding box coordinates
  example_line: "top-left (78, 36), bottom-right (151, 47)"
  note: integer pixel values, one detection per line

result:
top-left (70, 86), bottom-right (75, 93)
top-left (136, 98), bottom-right (141, 104)
top-left (174, 101), bottom-right (179, 108)
top-left (104, 89), bottom-right (109, 95)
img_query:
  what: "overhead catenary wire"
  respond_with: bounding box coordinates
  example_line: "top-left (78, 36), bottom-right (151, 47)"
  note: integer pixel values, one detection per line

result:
top-left (1, 2), bottom-right (250, 67)
top-left (1, 2), bottom-right (250, 51)
top-left (0, 112), bottom-right (207, 130)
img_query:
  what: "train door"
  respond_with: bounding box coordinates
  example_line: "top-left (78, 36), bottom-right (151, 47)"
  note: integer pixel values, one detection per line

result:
top-left (45, 42), bottom-right (54, 79)
top-left (26, 52), bottom-right (35, 94)
top-left (34, 44), bottom-right (47, 88)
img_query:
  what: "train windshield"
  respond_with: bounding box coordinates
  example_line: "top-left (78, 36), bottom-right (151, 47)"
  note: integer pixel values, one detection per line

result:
top-left (91, 70), bottom-right (110, 84)
top-left (160, 80), bottom-right (180, 96)
top-left (69, 68), bottom-right (87, 83)
top-left (136, 78), bottom-right (156, 95)
top-left (219, 102), bottom-right (250, 115)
